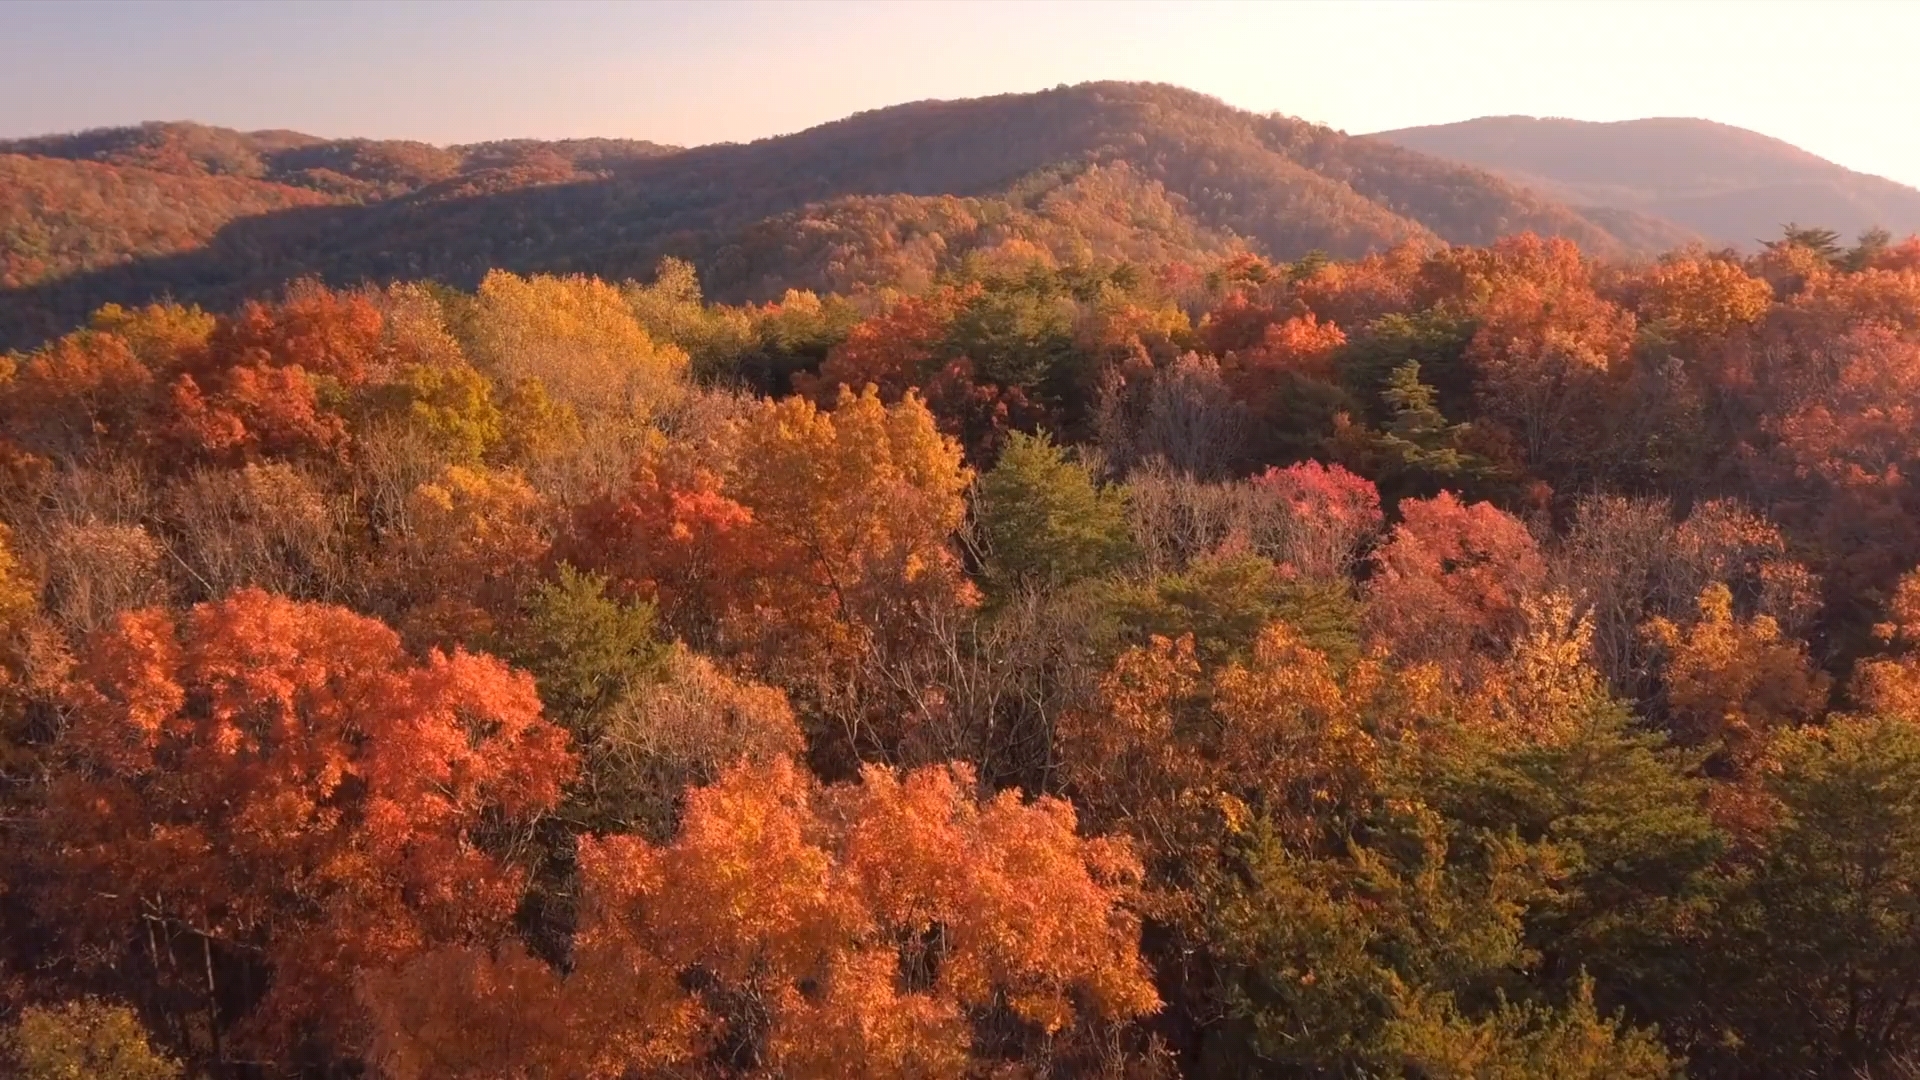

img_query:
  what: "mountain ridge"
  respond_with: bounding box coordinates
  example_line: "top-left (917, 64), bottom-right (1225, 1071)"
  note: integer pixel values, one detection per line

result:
top-left (0, 83), bottom-right (1706, 347)
top-left (1370, 114), bottom-right (1920, 248)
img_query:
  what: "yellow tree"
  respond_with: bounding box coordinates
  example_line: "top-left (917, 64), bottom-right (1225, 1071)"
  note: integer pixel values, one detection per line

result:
top-left (1059, 623), bottom-right (1438, 878)
top-left (4, 1000), bottom-right (182, 1080)
top-left (1637, 254), bottom-right (1773, 346)
top-left (466, 270), bottom-right (689, 421)
top-left (377, 464), bottom-right (553, 648)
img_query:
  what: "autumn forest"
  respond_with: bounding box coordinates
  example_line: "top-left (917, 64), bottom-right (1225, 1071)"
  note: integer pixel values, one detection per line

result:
top-left (5, 83), bottom-right (1920, 1080)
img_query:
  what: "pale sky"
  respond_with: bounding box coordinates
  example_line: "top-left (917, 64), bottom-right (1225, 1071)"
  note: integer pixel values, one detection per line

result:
top-left (4, 0), bottom-right (1919, 187)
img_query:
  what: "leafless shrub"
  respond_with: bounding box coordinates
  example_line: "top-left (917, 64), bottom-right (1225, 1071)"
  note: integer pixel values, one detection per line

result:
top-left (164, 462), bottom-right (357, 603)
top-left (42, 521), bottom-right (169, 635)
top-left (1552, 493), bottom-right (1820, 699)
top-left (862, 586), bottom-right (1107, 793)
top-left (1096, 351), bottom-right (1246, 478)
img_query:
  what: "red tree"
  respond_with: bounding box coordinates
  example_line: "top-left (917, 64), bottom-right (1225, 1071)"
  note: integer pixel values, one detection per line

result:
top-left (1364, 491), bottom-right (1547, 670)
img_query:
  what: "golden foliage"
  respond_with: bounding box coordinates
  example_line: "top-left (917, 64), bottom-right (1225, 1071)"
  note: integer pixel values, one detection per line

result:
top-left (1644, 583), bottom-right (1829, 763)
top-left (468, 270), bottom-right (689, 420)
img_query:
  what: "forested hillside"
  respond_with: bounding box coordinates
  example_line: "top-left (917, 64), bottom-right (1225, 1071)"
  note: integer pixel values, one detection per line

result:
top-left (0, 84), bottom-right (1698, 349)
top-left (1375, 114), bottom-right (1920, 248)
top-left (0, 121), bottom-right (679, 288)
top-left (5, 203), bottom-right (1920, 1078)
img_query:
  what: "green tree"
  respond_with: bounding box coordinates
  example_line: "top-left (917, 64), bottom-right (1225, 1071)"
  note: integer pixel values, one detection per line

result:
top-left (1376, 361), bottom-right (1492, 478)
top-left (1417, 694), bottom-right (1723, 1035)
top-left (624, 257), bottom-right (760, 381)
top-left (976, 430), bottom-right (1131, 594)
top-left (1338, 308), bottom-right (1475, 415)
top-left (1332, 360), bottom-right (1507, 505)
top-left (1200, 803), bottom-right (1609, 1076)
top-left (1768, 223), bottom-right (1845, 265)
top-left (511, 563), bottom-right (670, 732)
top-left (1098, 552), bottom-right (1360, 670)
top-left (1704, 715), bottom-right (1920, 1076)
top-left (1845, 226), bottom-right (1895, 272)
top-left (942, 283), bottom-right (1076, 390)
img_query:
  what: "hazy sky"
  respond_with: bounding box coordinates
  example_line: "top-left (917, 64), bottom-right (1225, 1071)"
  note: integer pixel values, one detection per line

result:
top-left (5, 0), bottom-right (1920, 186)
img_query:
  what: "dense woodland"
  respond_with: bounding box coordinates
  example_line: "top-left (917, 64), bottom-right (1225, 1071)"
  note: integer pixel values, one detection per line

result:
top-left (9, 84), bottom-right (1920, 1078)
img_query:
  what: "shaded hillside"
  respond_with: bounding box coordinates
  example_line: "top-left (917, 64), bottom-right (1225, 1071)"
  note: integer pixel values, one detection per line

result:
top-left (701, 163), bottom-right (1248, 299)
top-left (1, 84), bottom-right (1682, 348)
top-left (0, 155), bottom-right (331, 288)
top-left (1371, 115), bottom-right (1920, 248)
top-left (0, 122), bottom-right (682, 291)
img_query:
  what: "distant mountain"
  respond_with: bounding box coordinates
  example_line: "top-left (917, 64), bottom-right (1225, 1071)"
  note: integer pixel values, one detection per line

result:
top-left (1369, 116), bottom-right (1920, 249)
top-left (2, 85), bottom-right (1692, 348)
top-left (0, 122), bottom-right (681, 290)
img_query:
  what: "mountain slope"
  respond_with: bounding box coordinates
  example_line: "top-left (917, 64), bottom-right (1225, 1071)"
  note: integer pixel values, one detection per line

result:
top-left (0, 154), bottom-right (332, 289)
top-left (0, 122), bottom-right (683, 290)
top-left (0, 120), bottom-right (682, 201)
top-left (1370, 115), bottom-right (1920, 248)
top-left (2, 84), bottom-right (1682, 347)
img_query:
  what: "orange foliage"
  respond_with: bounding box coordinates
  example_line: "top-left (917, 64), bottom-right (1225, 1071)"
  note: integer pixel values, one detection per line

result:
top-left (1638, 255), bottom-right (1772, 344)
top-left (157, 283), bottom-right (394, 465)
top-left (1291, 242), bottom-right (1423, 327)
top-left (1197, 290), bottom-right (1285, 358)
top-left (1420, 231), bottom-right (1591, 304)
top-left (205, 281), bottom-right (386, 387)
top-left (1873, 235), bottom-right (1920, 273)
top-left (571, 387), bottom-right (974, 689)
top-left (0, 153), bottom-right (333, 289)
top-left (0, 286), bottom-right (393, 466)
top-left (1225, 312), bottom-right (1347, 390)
top-left (1074, 296), bottom-right (1190, 362)
top-left (1058, 632), bottom-right (1207, 849)
top-left (1750, 241), bottom-right (1832, 297)
top-left (1749, 322), bottom-right (1920, 611)
top-left (1792, 267), bottom-right (1920, 333)
top-left (167, 363), bottom-right (346, 464)
top-left (1766, 324), bottom-right (1920, 488)
top-left (797, 287), bottom-right (1049, 458)
top-left (1462, 236), bottom-right (1638, 475)
top-left (39, 590), bottom-right (575, 1058)
top-left (1211, 623), bottom-right (1385, 834)
top-left (1060, 626), bottom-right (1426, 862)
top-left (1644, 583), bottom-right (1829, 763)
top-left (382, 464), bottom-right (553, 647)
top-left (1854, 569), bottom-right (1920, 722)
top-left (567, 447), bottom-right (754, 643)
top-left (798, 286), bottom-right (976, 404)
top-left (0, 329), bottom-right (157, 459)
top-left (365, 757), bottom-right (1158, 1080)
